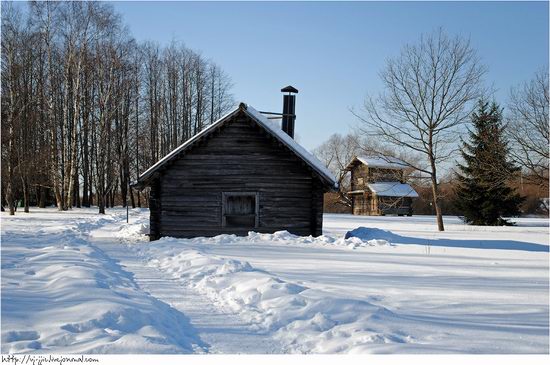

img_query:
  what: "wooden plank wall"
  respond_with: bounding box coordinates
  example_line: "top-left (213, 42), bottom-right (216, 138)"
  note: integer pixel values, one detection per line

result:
top-left (311, 178), bottom-right (324, 236)
top-left (153, 111), bottom-right (326, 238)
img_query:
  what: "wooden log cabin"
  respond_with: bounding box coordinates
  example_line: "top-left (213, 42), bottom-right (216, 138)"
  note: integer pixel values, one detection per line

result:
top-left (132, 87), bottom-right (337, 240)
top-left (345, 156), bottom-right (418, 216)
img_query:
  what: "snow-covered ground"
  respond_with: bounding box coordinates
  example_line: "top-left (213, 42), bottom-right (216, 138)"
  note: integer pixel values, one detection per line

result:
top-left (0, 209), bottom-right (205, 354)
top-left (1, 208), bottom-right (548, 354)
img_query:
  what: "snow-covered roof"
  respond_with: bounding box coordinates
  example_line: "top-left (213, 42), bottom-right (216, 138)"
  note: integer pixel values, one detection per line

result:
top-left (133, 103), bottom-right (338, 188)
top-left (348, 156), bottom-right (410, 170)
top-left (367, 183), bottom-right (419, 198)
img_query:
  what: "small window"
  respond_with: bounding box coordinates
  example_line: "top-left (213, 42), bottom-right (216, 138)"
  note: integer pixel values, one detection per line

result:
top-left (222, 192), bottom-right (259, 228)
top-left (357, 177), bottom-right (364, 186)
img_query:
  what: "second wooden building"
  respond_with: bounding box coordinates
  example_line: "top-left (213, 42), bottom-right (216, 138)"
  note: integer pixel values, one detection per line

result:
top-left (345, 156), bottom-right (418, 216)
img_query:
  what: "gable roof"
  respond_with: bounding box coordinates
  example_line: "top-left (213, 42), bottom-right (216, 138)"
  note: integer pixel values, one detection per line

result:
top-left (346, 156), bottom-right (410, 170)
top-left (132, 103), bottom-right (338, 189)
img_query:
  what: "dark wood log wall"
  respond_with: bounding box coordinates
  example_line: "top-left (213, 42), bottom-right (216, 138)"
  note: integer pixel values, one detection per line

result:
top-left (148, 110), bottom-right (326, 239)
top-left (311, 178), bottom-right (324, 236)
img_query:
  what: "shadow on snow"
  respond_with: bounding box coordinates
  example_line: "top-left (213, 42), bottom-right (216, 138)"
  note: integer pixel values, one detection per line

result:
top-left (346, 227), bottom-right (549, 252)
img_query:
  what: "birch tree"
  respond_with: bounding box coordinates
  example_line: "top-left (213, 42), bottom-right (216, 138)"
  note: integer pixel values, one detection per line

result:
top-left (1, 3), bottom-right (22, 215)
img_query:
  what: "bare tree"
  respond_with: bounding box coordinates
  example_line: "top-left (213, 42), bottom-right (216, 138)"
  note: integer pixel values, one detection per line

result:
top-left (507, 69), bottom-right (549, 189)
top-left (1, 3), bottom-right (22, 215)
top-left (60, 1), bottom-right (95, 211)
top-left (2, 2), bottom-right (234, 215)
top-left (314, 132), bottom-right (361, 207)
top-left (353, 28), bottom-right (486, 231)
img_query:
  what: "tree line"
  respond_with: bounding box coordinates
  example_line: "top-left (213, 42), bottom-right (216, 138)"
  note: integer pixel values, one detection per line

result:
top-left (316, 29), bottom-right (548, 230)
top-left (1, 1), bottom-right (234, 215)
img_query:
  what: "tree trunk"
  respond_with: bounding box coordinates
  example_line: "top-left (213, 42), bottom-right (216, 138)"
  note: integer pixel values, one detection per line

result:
top-left (82, 172), bottom-right (89, 207)
top-left (55, 188), bottom-right (63, 210)
top-left (426, 134), bottom-right (445, 231)
top-left (429, 173), bottom-right (444, 231)
top-left (120, 173), bottom-right (128, 208)
top-left (130, 187), bottom-right (136, 209)
top-left (89, 178), bottom-right (94, 206)
top-left (74, 170), bottom-right (81, 208)
top-left (66, 66), bottom-right (82, 210)
top-left (98, 194), bottom-right (105, 214)
top-left (81, 124), bottom-right (89, 206)
top-left (121, 184), bottom-right (128, 208)
top-left (430, 154), bottom-right (445, 232)
top-left (22, 177), bottom-right (30, 213)
top-left (110, 190), bottom-right (115, 207)
top-left (38, 186), bottom-right (47, 208)
top-left (6, 182), bottom-right (15, 216)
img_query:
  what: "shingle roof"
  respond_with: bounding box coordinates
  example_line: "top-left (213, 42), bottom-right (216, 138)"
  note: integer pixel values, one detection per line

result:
top-left (132, 103), bottom-right (338, 189)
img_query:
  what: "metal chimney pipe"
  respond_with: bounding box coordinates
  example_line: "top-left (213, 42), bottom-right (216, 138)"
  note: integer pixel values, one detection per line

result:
top-left (281, 85), bottom-right (298, 138)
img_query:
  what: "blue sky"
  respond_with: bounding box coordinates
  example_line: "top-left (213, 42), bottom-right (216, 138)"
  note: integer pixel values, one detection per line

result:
top-left (112, 0), bottom-right (548, 151)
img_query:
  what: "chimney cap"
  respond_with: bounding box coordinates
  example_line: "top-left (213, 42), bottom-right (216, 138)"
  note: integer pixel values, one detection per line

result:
top-left (281, 85), bottom-right (299, 94)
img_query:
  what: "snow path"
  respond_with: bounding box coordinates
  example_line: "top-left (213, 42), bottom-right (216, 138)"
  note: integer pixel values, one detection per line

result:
top-left (90, 232), bottom-right (283, 354)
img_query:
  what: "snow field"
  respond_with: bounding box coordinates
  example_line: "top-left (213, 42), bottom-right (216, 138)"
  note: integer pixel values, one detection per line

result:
top-left (2, 207), bottom-right (548, 354)
top-left (1, 210), bottom-right (204, 354)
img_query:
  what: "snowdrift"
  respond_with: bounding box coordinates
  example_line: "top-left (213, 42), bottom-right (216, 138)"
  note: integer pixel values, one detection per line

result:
top-left (1, 214), bottom-right (204, 354)
top-left (162, 229), bottom-right (393, 250)
top-left (115, 208), bottom-right (393, 249)
top-left (147, 241), bottom-right (410, 353)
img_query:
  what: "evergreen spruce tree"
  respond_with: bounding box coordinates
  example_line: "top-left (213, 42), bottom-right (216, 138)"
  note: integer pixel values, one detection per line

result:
top-left (455, 100), bottom-right (524, 225)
